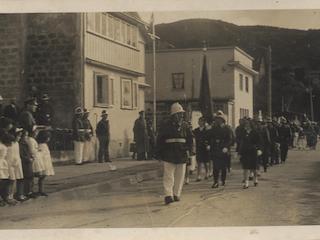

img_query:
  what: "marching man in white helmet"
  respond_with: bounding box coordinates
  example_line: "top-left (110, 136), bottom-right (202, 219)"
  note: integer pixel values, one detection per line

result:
top-left (156, 102), bottom-right (193, 205)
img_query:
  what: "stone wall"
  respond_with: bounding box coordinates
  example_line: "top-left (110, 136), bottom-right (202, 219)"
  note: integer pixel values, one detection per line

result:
top-left (0, 14), bottom-right (24, 105)
top-left (24, 13), bottom-right (82, 128)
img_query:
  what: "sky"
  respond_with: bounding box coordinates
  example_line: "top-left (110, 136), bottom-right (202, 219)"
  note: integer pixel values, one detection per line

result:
top-left (139, 10), bottom-right (320, 30)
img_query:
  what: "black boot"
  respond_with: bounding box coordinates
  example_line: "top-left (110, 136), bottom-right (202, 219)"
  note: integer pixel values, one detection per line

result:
top-left (164, 196), bottom-right (174, 205)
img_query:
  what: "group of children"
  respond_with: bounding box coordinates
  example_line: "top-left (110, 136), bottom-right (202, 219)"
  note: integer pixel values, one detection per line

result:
top-left (0, 117), bottom-right (54, 207)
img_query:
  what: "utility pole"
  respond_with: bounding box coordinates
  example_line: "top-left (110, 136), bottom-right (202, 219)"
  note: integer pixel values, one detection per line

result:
top-left (267, 45), bottom-right (272, 118)
top-left (310, 87), bottom-right (314, 121)
top-left (148, 13), bottom-right (160, 132)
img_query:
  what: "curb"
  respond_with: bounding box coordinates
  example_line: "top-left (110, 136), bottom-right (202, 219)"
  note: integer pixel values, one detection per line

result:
top-left (19, 167), bottom-right (163, 205)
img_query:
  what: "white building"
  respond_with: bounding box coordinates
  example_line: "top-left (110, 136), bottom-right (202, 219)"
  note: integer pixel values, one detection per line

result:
top-left (145, 47), bottom-right (258, 128)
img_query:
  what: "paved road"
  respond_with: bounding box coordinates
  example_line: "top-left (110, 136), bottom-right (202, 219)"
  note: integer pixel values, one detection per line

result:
top-left (0, 149), bottom-right (320, 228)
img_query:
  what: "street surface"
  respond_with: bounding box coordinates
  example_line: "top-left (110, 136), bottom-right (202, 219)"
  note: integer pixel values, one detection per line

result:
top-left (0, 149), bottom-right (320, 228)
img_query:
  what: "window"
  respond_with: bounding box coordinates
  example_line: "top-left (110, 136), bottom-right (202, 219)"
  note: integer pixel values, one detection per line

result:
top-left (108, 15), bottom-right (114, 39)
top-left (131, 26), bottom-right (137, 47)
top-left (245, 76), bottom-right (249, 93)
top-left (121, 78), bottom-right (133, 109)
top-left (87, 13), bottom-right (95, 32)
top-left (101, 13), bottom-right (107, 36)
top-left (132, 82), bottom-right (138, 109)
top-left (114, 18), bottom-right (121, 41)
top-left (94, 73), bottom-right (114, 106)
top-left (121, 21), bottom-right (126, 44)
top-left (239, 74), bottom-right (243, 91)
top-left (126, 24), bottom-right (132, 45)
top-left (172, 73), bottom-right (185, 90)
top-left (95, 13), bottom-right (101, 34)
top-left (240, 108), bottom-right (249, 119)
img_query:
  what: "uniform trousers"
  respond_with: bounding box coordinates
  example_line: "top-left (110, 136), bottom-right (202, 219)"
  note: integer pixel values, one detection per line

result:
top-left (280, 143), bottom-right (289, 163)
top-left (83, 139), bottom-right (95, 162)
top-left (163, 161), bottom-right (186, 197)
top-left (98, 137), bottom-right (110, 162)
top-left (74, 141), bottom-right (84, 164)
top-left (213, 163), bottom-right (227, 184)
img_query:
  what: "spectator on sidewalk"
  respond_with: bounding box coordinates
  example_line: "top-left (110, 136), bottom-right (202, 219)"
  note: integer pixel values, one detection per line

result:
top-left (0, 95), bottom-right (3, 117)
top-left (278, 117), bottom-right (292, 163)
top-left (3, 100), bottom-right (19, 124)
top-left (133, 111), bottom-right (149, 160)
top-left (72, 107), bottom-right (85, 165)
top-left (36, 93), bottom-right (54, 127)
top-left (156, 102), bottom-right (193, 205)
top-left (96, 110), bottom-right (111, 163)
top-left (0, 129), bottom-right (9, 207)
top-left (82, 109), bottom-right (94, 163)
top-left (19, 98), bottom-right (38, 135)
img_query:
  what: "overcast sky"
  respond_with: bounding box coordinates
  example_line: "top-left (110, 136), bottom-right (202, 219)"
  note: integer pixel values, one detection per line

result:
top-left (139, 10), bottom-right (320, 30)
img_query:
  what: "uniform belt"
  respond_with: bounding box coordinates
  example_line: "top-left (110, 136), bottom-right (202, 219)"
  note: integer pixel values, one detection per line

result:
top-left (165, 138), bottom-right (186, 143)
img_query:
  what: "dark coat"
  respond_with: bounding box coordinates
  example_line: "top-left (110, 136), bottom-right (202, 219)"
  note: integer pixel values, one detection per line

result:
top-left (239, 128), bottom-right (261, 170)
top-left (193, 127), bottom-right (210, 162)
top-left (209, 125), bottom-right (233, 161)
top-left (82, 117), bottom-right (93, 141)
top-left (72, 116), bottom-right (85, 142)
top-left (278, 124), bottom-right (292, 145)
top-left (19, 110), bottom-right (36, 135)
top-left (36, 101), bottom-right (54, 126)
top-left (133, 117), bottom-right (149, 154)
top-left (96, 119), bottom-right (110, 140)
top-left (19, 138), bottom-right (34, 178)
top-left (156, 117), bottom-right (193, 164)
top-left (235, 125), bottom-right (246, 152)
top-left (3, 104), bottom-right (19, 123)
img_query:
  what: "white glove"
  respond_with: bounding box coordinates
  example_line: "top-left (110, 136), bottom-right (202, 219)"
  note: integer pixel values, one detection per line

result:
top-left (257, 150), bottom-right (263, 156)
top-left (222, 148), bottom-right (228, 153)
top-left (206, 145), bottom-right (211, 151)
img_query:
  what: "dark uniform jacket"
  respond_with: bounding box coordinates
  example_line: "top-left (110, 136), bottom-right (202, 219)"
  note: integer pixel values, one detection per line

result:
top-left (209, 125), bottom-right (233, 159)
top-left (82, 117), bottom-right (93, 141)
top-left (96, 119), bottom-right (110, 140)
top-left (156, 117), bottom-right (193, 164)
top-left (193, 127), bottom-right (210, 162)
top-left (19, 110), bottom-right (36, 135)
top-left (72, 117), bottom-right (85, 142)
top-left (278, 124), bottom-right (292, 145)
top-left (238, 128), bottom-right (261, 169)
top-left (36, 102), bottom-right (54, 126)
top-left (133, 117), bottom-right (149, 154)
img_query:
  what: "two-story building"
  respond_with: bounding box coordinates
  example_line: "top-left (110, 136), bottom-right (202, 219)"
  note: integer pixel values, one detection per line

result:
top-left (145, 47), bottom-right (258, 128)
top-left (0, 13), bottom-right (149, 158)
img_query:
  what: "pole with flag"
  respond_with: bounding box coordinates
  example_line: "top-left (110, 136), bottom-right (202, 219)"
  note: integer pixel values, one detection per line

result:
top-left (148, 13), bottom-right (160, 134)
top-left (199, 43), bottom-right (213, 123)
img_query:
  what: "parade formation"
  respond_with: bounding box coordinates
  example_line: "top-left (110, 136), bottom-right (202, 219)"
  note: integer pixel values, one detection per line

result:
top-left (0, 95), bottom-right (319, 207)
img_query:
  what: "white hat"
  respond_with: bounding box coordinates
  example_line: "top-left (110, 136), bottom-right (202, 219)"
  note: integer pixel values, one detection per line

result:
top-left (0, 95), bottom-right (3, 101)
top-left (170, 102), bottom-right (185, 115)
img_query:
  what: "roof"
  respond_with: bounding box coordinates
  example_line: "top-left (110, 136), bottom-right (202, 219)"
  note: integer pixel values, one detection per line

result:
top-left (147, 46), bottom-right (254, 60)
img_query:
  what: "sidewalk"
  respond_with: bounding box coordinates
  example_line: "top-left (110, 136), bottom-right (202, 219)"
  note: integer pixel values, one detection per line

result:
top-left (28, 158), bottom-right (163, 203)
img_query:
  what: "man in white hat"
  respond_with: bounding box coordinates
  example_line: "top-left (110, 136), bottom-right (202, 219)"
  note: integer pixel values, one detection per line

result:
top-left (156, 102), bottom-right (193, 205)
top-left (72, 107), bottom-right (85, 165)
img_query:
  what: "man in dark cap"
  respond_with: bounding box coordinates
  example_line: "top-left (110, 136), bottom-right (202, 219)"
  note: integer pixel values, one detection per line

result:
top-left (208, 112), bottom-right (233, 188)
top-left (96, 110), bottom-right (110, 163)
top-left (19, 98), bottom-right (38, 135)
top-left (36, 93), bottom-right (54, 126)
top-left (133, 111), bottom-right (149, 160)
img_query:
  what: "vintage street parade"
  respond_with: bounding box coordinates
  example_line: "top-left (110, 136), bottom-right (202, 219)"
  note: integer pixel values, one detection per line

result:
top-left (1, 10), bottom-right (320, 229)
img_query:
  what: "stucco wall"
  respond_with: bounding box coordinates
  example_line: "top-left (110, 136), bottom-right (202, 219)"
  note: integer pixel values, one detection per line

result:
top-left (84, 64), bottom-right (145, 158)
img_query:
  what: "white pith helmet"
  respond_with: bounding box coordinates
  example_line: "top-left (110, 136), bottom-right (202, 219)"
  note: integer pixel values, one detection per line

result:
top-left (170, 102), bottom-right (185, 115)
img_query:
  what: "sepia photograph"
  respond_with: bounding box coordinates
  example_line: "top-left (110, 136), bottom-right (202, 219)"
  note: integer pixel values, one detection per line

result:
top-left (1, 0), bottom-right (320, 239)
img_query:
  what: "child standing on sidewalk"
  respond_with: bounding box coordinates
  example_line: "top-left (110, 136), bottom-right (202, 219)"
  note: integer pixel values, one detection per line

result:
top-left (28, 130), bottom-right (46, 197)
top-left (0, 135), bottom-right (9, 207)
top-left (37, 130), bottom-right (55, 196)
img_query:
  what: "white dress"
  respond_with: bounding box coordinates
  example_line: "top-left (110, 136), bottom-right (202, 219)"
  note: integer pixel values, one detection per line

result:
top-left (38, 143), bottom-right (55, 176)
top-left (27, 137), bottom-right (45, 174)
top-left (0, 143), bottom-right (9, 179)
top-left (6, 142), bottom-right (24, 180)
